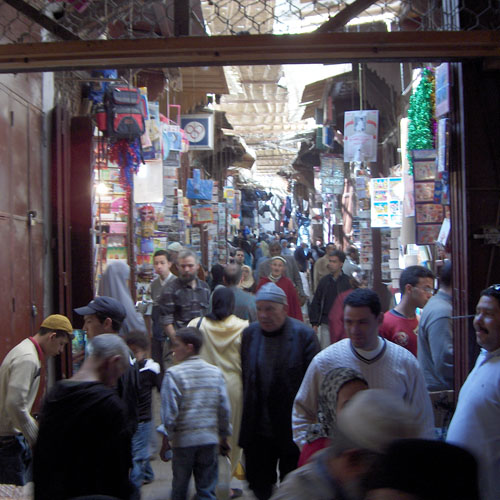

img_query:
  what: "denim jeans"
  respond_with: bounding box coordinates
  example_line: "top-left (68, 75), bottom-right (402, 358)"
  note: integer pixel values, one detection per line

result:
top-left (130, 421), bottom-right (154, 488)
top-left (172, 444), bottom-right (218, 500)
top-left (0, 434), bottom-right (32, 486)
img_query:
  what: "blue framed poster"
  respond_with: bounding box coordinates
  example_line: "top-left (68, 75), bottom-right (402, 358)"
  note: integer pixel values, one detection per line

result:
top-left (181, 114), bottom-right (214, 150)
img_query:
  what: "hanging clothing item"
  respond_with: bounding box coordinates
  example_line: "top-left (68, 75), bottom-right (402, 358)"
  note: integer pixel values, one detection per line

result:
top-left (98, 260), bottom-right (147, 334)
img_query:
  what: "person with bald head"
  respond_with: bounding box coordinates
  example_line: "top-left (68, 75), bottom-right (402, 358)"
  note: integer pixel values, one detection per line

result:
top-left (239, 283), bottom-right (319, 500)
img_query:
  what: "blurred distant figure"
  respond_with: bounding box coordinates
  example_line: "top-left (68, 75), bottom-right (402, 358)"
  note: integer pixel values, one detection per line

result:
top-left (224, 264), bottom-right (257, 321)
top-left (280, 239), bottom-right (293, 257)
top-left (239, 264), bottom-right (256, 294)
top-left (294, 242), bottom-right (311, 274)
top-left (209, 254), bottom-right (226, 291)
top-left (313, 243), bottom-right (336, 292)
top-left (342, 246), bottom-right (362, 278)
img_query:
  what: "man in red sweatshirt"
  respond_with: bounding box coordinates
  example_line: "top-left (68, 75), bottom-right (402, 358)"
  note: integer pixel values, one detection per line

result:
top-left (380, 265), bottom-right (434, 356)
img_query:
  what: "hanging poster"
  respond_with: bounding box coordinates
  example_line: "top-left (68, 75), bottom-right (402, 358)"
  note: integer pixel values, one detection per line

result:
top-left (344, 110), bottom-right (379, 163)
top-left (370, 177), bottom-right (403, 228)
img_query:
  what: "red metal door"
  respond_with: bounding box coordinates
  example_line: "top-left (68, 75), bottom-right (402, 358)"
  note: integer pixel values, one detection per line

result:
top-left (0, 84), bottom-right (44, 361)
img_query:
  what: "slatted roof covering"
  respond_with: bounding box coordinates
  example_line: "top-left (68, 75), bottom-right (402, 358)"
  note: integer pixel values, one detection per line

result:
top-left (214, 63), bottom-right (312, 175)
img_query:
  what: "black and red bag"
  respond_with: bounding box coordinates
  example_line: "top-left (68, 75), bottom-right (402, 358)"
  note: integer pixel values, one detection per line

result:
top-left (104, 85), bottom-right (146, 140)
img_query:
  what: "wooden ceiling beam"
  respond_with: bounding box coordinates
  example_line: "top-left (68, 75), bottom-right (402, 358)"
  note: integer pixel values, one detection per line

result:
top-left (0, 31), bottom-right (499, 73)
top-left (316, 0), bottom-right (378, 33)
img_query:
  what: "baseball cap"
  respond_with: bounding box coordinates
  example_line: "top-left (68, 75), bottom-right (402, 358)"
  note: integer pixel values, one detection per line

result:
top-left (40, 314), bottom-right (74, 338)
top-left (74, 296), bottom-right (126, 323)
top-left (167, 242), bottom-right (183, 252)
top-left (255, 282), bottom-right (288, 305)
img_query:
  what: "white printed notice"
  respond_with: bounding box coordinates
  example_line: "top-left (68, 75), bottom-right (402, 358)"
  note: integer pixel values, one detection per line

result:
top-left (344, 110), bottom-right (379, 163)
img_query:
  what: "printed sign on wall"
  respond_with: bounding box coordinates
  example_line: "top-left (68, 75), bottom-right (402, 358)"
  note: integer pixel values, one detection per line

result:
top-left (180, 114), bottom-right (214, 150)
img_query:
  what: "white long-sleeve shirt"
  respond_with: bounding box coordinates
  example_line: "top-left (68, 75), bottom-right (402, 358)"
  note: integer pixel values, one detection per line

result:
top-left (292, 337), bottom-right (434, 449)
top-left (447, 347), bottom-right (500, 500)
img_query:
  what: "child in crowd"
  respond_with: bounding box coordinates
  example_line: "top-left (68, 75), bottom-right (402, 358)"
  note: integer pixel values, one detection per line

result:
top-left (160, 327), bottom-right (231, 500)
top-left (124, 331), bottom-right (162, 489)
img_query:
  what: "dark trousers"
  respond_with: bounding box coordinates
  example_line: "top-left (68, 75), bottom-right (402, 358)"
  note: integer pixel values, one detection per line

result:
top-left (0, 434), bottom-right (32, 486)
top-left (243, 436), bottom-right (299, 500)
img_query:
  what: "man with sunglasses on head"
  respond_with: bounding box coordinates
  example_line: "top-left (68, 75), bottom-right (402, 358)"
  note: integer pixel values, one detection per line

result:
top-left (447, 284), bottom-right (500, 500)
top-left (379, 265), bottom-right (435, 356)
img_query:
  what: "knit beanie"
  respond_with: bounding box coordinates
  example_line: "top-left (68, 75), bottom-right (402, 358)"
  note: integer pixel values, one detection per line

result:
top-left (255, 282), bottom-right (287, 305)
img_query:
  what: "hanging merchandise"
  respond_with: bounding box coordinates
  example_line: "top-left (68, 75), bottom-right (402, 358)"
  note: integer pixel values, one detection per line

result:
top-left (104, 85), bottom-right (147, 140)
top-left (108, 138), bottom-right (143, 194)
top-left (407, 68), bottom-right (435, 175)
top-left (186, 169), bottom-right (214, 201)
top-left (370, 177), bottom-right (404, 228)
top-left (320, 154), bottom-right (344, 195)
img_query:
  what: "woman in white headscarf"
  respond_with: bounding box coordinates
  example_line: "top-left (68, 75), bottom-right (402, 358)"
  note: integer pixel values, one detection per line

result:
top-left (98, 260), bottom-right (147, 334)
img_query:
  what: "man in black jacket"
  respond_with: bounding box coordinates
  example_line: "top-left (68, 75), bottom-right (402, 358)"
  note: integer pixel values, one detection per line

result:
top-left (34, 334), bottom-right (133, 500)
top-left (239, 283), bottom-right (319, 500)
top-left (309, 250), bottom-right (352, 349)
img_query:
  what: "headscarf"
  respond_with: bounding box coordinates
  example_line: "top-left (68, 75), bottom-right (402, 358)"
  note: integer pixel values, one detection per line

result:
top-left (206, 287), bottom-right (235, 321)
top-left (98, 260), bottom-right (147, 334)
top-left (210, 263), bottom-right (225, 291)
top-left (268, 255), bottom-right (287, 282)
top-left (239, 265), bottom-right (255, 290)
top-left (305, 367), bottom-right (368, 443)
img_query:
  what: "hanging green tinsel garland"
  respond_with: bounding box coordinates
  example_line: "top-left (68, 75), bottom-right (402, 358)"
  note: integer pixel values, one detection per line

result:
top-left (406, 68), bottom-right (435, 175)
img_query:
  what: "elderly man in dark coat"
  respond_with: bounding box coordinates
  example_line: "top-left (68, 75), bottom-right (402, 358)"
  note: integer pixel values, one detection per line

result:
top-left (239, 283), bottom-right (319, 500)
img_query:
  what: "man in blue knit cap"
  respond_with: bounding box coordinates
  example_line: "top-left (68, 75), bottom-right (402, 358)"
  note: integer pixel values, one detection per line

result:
top-left (239, 282), bottom-right (319, 500)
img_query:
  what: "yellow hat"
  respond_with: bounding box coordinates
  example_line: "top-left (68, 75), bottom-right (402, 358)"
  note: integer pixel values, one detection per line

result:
top-left (41, 314), bottom-right (74, 337)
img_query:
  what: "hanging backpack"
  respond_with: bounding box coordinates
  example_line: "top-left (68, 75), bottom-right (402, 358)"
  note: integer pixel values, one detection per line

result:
top-left (104, 85), bottom-right (146, 140)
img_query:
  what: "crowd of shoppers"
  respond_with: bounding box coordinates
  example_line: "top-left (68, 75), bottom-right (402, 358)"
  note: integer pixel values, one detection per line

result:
top-left (0, 235), bottom-right (497, 500)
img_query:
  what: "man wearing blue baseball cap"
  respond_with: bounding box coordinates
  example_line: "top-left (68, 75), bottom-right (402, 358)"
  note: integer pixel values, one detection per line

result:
top-left (239, 283), bottom-right (319, 500)
top-left (74, 296), bottom-right (140, 440)
top-left (74, 296), bottom-right (127, 339)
